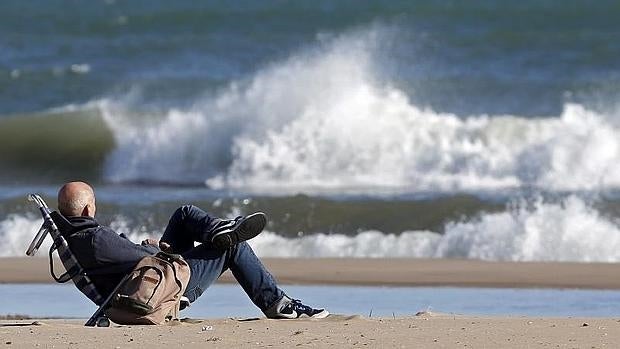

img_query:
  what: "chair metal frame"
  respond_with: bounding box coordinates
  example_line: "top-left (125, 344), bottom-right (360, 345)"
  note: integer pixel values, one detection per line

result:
top-left (26, 193), bottom-right (129, 327)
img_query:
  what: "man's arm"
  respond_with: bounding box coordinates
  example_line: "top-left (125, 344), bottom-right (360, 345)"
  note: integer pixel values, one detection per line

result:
top-left (93, 226), bottom-right (160, 266)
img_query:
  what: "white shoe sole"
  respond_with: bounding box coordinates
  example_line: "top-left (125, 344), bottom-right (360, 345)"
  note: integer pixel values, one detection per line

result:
top-left (211, 212), bottom-right (267, 249)
top-left (274, 309), bottom-right (330, 319)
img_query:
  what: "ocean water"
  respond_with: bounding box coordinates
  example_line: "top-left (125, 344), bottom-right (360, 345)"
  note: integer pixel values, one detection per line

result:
top-left (1, 1), bottom-right (620, 261)
top-left (2, 284), bottom-right (620, 319)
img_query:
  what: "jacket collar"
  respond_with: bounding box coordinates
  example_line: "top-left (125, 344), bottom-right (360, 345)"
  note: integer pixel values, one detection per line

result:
top-left (66, 215), bottom-right (100, 230)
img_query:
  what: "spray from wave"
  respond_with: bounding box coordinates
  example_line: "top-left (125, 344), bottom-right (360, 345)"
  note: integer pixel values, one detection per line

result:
top-left (94, 27), bottom-right (620, 192)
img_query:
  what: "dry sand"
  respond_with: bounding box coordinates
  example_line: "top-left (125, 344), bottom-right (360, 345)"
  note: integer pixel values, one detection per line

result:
top-left (3, 257), bottom-right (620, 348)
top-left (1, 313), bottom-right (619, 348)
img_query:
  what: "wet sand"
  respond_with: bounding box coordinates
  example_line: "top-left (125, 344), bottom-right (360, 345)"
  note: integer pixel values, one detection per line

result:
top-left (2, 257), bottom-right (620, 289)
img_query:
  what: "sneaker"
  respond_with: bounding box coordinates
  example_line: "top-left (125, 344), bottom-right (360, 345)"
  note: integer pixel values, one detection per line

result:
top-left (179, 296), bottom-right (191, 311)
top-left (211, 212), bottom-right (267, 249)
top-left (265, 296), bottom-right (329, 319)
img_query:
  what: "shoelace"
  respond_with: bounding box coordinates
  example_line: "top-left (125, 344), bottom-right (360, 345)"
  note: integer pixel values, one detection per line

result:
top-left (289, 299), bottom-right (313, 313)
top-left (213, 216), bottom-right (243, 232)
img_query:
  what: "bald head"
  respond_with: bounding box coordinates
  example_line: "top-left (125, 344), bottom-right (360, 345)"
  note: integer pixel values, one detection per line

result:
top-left (57, 181), bottom-right (97, 217)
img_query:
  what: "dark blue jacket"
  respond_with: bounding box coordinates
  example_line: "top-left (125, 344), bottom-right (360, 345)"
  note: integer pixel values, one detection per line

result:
top-left (63, 216), bottom-right (160, 298)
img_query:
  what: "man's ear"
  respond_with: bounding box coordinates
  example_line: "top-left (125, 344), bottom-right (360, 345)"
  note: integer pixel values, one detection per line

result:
top-left (81, 204), bottom-right (94, 217)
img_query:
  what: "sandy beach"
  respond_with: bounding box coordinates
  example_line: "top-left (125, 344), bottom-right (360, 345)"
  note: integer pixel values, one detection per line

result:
top-left (1, 313), bottom-right (618, 348)
top-left (3, 257), bottom-right (620, 289)
top-left (2, 257), bottom-right (620, 348)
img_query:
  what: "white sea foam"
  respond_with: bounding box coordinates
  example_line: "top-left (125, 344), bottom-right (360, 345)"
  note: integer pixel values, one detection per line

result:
top-left (0, 214), bottom-right (52, 257)
top-left (3, 196), bottom-right (619, 262)
top-left (249, 196), bottom-right (620, 262)
top-left (95, 28), bottom-right (620, 192)
top-left (248, 230), bottom-right (440, 258)
top-left (70, 64), bottom-right (91, 74)
top-left (434, 196), bottom-right (620, 262)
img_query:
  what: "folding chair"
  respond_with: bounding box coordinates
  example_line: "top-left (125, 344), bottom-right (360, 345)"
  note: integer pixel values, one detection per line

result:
top-left (25, 193), bottom-right (130, 327)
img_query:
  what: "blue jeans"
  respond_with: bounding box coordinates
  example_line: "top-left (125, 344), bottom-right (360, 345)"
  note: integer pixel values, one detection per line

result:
top-left (160, 205), bottom-right (284, 312)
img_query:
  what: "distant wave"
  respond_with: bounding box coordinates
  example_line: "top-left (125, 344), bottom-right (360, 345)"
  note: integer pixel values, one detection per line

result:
top-left (0, 108), bottom-right (114, 182)
top-left (3, 195), bottom-right (619, 262)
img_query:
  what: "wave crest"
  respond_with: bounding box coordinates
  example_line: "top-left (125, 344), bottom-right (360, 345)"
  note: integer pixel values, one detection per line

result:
top-left (93, 28), bottom-right (620, 192)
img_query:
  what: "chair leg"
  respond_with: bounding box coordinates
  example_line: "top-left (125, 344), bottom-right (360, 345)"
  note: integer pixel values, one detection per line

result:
top-left (85, 304), bottom-right (110, 327)
top-left (84, 274), bottom-right (131, 327)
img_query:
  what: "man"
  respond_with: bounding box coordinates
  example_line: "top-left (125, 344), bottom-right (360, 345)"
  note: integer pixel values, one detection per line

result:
top-left (57, 181), bottom-right (328, 319)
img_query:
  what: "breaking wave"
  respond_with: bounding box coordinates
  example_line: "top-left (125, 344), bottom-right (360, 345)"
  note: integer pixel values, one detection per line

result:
top-left (2, 28), bottom-right (619, 193)
top-left (98, 29), bottom-right (620, 192)
top-left (3, 196), bottom-right (620, 262)
top-left (250, 195), bottom-right (620, 262)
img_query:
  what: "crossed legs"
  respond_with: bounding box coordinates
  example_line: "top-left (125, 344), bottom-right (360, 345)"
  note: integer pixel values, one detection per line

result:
top-left (160, 205), bottom-right (284, 312)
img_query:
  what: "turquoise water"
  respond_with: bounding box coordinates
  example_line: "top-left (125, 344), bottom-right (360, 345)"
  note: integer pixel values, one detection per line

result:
top-left (3, 1), bottom-right (620, 116)
top-left (1, 284), bottom-right (620, 319)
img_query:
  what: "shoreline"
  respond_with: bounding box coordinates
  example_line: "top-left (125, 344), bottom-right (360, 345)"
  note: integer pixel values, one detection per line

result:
top-left (3, 257), bottom-right (620, 289)
top-left (3, 259), bottom-right (620, 348)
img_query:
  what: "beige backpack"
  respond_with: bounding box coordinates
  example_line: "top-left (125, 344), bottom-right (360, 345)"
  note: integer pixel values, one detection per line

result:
top-left (105, 252), bottom-right (191, 325)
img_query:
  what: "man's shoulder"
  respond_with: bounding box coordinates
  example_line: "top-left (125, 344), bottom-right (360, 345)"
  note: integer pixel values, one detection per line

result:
top-left (64, 217), bottom-right (117, 244)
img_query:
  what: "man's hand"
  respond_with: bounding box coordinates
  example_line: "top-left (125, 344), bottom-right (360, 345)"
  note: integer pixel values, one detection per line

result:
top-left (159, 241), bottom-right (172, 253)
top-left (141, 238), bottom-right (158, 247)
top-left (141, 239), bottom-right (173, 253)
